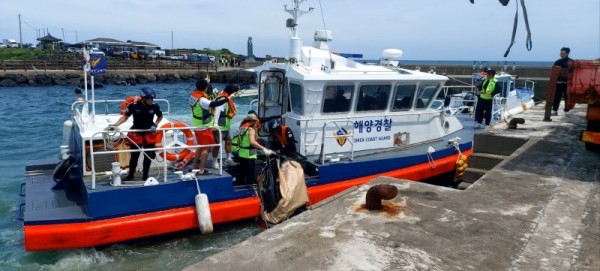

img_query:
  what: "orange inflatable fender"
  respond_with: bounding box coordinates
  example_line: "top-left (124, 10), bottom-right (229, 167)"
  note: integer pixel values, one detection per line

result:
top-left (155, 122), bottom-right (194, 161)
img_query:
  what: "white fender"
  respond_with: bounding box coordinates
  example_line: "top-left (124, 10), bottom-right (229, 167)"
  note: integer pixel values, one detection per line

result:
top-left (195, 193), bottom-right (213, 234)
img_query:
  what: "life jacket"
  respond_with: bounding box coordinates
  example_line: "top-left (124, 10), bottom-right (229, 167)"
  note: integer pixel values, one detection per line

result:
top-left (189, 90), bottom-right (213, 127)
top-left (274, 126), bottom-right (288, 146)
top-left (216, 92), bottom-right (237, 129)
top-left (479, 78), bottom-right (498, 100)
top-left (233, 122), bottom-right (257, 159)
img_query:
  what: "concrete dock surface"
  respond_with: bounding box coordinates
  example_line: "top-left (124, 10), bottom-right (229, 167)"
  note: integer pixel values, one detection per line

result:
top-left (186, 103), bottom-right (599, 271)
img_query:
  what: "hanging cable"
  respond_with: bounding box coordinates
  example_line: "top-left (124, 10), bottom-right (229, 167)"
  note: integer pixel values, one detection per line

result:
top-left (504, 0), bottom-right (532, 57)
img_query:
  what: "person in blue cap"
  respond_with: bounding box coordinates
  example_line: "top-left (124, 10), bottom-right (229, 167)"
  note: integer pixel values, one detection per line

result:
top-left (113, 87), bottom-right (163, 181)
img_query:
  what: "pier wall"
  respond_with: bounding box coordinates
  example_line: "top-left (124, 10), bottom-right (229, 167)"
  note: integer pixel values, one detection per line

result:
top-left (0, 64), bottom-right (552, 100)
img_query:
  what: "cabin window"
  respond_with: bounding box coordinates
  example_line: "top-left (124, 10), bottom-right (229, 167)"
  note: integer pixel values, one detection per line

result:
top-left (356, 84), bottom-right (390, 112)
top-left (289, 82), bottom-right (303, 114)
top-left (322, 84), bottom-right (353, 113)
top-left (415, 83), bottom-right (439, 109)
top-left (392, 84), bottom-right (416, 111)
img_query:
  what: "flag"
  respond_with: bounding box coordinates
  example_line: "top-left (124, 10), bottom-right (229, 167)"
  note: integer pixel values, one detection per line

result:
top-left (90, 53), bottom-right (107, 76)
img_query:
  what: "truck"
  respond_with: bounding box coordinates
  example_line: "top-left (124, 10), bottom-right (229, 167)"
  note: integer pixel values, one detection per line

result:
top-left (2, 39), bottom-right (18, 48)
top-left (547, 59), bottom-right (600, 151)
top-left (568, 60), bottom-right (600, 151)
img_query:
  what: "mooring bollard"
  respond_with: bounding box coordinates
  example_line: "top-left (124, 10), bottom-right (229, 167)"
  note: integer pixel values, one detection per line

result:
top-left (365, 184), bottom-right (399, 210)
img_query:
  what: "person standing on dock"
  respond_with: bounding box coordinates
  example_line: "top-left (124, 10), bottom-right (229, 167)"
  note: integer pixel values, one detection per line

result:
top-left (551, 47), bottom-right (573, 116)
top-left (475, 69), bottom-right (497, 128)
top-left (189, 79), bottom-right (229, 174)
top-left (112, 87), bottom-right (163, 181)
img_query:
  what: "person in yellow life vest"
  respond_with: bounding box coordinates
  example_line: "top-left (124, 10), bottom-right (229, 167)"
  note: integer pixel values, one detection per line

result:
top-left (210, 84), bottom-right (240, 169)
top-left (233, 113), bottom-right (274, 185)
top-left (266, 119), bottom-right (297, 157)
top-left (474, 69), bottom-right (497, 128)
top-left (189, 79), bottom-right (229, 175)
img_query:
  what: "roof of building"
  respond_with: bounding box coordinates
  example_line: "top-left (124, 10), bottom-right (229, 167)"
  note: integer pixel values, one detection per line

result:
top-left (37, 34), bottom-right (62, 42)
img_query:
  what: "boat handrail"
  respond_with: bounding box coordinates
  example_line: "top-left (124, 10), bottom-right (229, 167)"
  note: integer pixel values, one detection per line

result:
top-left (523, 80), bottom-right (535, 91)
top-left (71, 98), bottom-right (171, 118)
top-left (317, 120), bottom-right (355, 165)
top-left (88, 126), bottom-right (222, 189)
top-left (441, 85), bottom-right (476, 97)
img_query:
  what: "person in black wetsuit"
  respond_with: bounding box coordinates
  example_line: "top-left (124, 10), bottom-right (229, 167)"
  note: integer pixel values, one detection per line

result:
top-left (113, 87), bottom-right (163, 181)
top-left (551, 47), bottom-right (573, 116)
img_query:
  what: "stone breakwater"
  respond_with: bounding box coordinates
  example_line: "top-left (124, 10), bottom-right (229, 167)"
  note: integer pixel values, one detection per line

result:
top-left (0, 65), bottom-right (551, 88)
top-left (0, 69), bottom-right (257, 88)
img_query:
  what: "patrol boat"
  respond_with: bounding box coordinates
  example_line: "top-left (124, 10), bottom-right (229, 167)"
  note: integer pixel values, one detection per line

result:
top-left (21, 0), bottom-right (474, 251)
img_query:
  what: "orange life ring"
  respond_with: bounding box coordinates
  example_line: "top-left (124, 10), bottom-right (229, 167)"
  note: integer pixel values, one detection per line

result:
top-left (120, 96), bottom-right (142, 115)
top-left (154, 122), bottom-right (194, 161)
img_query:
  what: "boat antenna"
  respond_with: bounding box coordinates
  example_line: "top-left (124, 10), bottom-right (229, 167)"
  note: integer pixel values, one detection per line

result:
top-left (284, 0), bottom-right (314, 62)
top-left (317, 0), bottom-right (334, 69)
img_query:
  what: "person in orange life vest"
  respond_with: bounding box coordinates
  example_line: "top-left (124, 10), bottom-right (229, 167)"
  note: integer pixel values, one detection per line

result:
top-left (266, 119), bottom-right (297, 156)
top-left (211, 84), bottom-right (240, 168)
top-left (113, 87), bottom-right (163, 181)
top-left (189, 79), bottom-right (229, 175)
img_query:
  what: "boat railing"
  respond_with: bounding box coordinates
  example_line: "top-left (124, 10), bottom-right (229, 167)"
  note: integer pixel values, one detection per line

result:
top-left (71, 99), bottom-right (171, 119)
top-left (88, 126), bottom-right (222, 189)
top-left (492, 95), bottom-right (507, 121)
top-left (317, 120), bottom-right (355, 165)
top-left (441, 85), bottom-right (477, 116)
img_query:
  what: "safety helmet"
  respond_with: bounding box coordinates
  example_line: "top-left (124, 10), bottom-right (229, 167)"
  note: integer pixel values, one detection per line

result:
top-left (267, 119), bottom-right (280, 132)
top-left (140, 87), bottom-right (156, 99)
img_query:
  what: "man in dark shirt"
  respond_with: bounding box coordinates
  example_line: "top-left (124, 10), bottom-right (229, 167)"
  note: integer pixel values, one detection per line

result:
top-left (266, 119), bottom-right (297, 156)
top-left (113, 87), bottom-right (163, 181)
top-left (552, 47), bottom-right (573, 116)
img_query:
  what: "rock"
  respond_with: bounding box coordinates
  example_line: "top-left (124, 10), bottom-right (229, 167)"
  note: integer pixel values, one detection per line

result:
top-left (0, 78), bottom-right (17, 87)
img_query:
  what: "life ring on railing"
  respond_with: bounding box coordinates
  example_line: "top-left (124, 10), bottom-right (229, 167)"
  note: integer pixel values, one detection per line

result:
top-left (155, 122), bottom-right (195, 161)
top-left (120, 96), bottom-right (142, 115)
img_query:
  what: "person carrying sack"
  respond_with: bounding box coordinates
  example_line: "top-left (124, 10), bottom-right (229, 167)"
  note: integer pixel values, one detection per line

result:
top-left (232, 112), bottom-right (274, 185)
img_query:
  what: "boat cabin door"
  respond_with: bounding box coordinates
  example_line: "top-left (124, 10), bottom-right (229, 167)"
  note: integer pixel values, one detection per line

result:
top-left (258, 70), bottom-right (287, 130)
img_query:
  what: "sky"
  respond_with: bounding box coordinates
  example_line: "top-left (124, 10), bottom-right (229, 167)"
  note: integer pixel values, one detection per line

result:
top-left (1, 0), bottom-right (598, 62)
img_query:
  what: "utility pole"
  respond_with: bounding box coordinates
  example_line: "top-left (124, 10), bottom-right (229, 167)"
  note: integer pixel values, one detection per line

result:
top-left (76, 31), bottom-right (78, 43)
top-left (18, 14), bottom-right (23, 48)
top-left (171, 31), bottom-right (173, 51)
top-left (62, 28), bottom-right (65, 43)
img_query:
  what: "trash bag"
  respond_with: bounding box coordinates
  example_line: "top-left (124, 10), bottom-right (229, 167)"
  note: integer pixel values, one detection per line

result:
top-left (259, 157), bottom-right (309, 224)
top-left (257, 157), bottom-right (281, 213)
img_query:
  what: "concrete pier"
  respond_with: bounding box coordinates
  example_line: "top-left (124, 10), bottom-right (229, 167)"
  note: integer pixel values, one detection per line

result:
top-left (185, 103), bottom-right (599, 271)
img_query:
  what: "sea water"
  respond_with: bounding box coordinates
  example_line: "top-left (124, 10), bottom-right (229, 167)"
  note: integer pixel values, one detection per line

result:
top-left (0, 82), bottom-right (261, 270)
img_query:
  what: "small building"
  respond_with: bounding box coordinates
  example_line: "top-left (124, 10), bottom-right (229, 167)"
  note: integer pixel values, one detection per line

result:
top-left (82, 38), bottom-right (161, 56)
top-left (37, 34), bottom-right (62, 50)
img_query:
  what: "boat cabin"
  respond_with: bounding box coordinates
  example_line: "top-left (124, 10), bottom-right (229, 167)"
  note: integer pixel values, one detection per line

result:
top-left (254, 47), bottom-right (464, 163)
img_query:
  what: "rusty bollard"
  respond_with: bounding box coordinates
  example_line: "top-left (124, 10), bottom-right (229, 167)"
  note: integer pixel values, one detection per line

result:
top-left (365, 184), bottom-right (399, 210)
top-left (508, 118), bottom-right (525, 129)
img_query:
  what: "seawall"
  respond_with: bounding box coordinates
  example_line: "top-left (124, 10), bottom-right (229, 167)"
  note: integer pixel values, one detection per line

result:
top-left (0, 64), bottom-right (552, 100)
top-left (0, 67), bottom-right (257, 88)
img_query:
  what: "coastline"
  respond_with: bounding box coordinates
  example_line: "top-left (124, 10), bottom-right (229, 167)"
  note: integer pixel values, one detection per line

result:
top-left (0, 63), bottom-right (552, 90)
